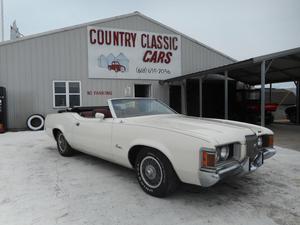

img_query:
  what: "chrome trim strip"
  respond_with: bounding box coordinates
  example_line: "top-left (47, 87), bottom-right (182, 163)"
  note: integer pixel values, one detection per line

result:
top-left (107, 99), bottom-right (117, 119)
top-left (217, 163), bottom-right (241, 175)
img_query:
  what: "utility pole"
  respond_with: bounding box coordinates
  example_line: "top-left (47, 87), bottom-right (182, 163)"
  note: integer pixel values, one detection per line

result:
top-left (0, 0), bottom-right (4, 41)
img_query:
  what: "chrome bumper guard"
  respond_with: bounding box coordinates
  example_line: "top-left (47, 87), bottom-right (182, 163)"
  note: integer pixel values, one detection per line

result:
top-left (199, 147), bottom-right (276, 187)
top-left (262, 147), bottom-right (276, 159)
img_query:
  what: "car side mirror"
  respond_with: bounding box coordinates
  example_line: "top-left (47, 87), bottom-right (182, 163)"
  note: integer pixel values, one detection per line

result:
top-left (95, 113), bottom-right (105, 120)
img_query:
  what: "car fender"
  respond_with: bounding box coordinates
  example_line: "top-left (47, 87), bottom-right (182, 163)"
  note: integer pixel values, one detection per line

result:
top-left (45, 114), bottom-right (73, 144)
top-left (127, 137), bottom-right (202, 185)
top-left (129, 138), bottom-right (174, 164)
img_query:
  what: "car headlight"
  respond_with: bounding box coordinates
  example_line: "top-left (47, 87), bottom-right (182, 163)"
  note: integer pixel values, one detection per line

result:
top-left (216, 145), bottom-right (231, 162)
top-left (219, 146), bottom-right (230, 160)
top-left (257, 136), bottom-right (263, 148)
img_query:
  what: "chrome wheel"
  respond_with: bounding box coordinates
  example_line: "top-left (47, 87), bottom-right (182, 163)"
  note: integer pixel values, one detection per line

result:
top-left (140, 156), bottom-right (163, 189)
top-left (57, 133), bottom-right (67, 153)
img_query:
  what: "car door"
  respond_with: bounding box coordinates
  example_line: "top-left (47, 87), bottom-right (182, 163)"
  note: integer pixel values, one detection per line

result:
top-left (70, 114), bottom-right (113, 161)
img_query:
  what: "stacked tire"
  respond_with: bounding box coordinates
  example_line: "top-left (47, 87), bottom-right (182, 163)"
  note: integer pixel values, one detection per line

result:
top-left (26, 114), bottom-right (45, 131)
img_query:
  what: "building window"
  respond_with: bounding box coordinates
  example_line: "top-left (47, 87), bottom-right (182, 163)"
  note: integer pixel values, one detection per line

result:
top-left (53, 81), bottom-right (81, 108)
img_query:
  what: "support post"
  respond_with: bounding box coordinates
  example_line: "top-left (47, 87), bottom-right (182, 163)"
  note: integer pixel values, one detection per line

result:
top-left (181, 80), bottom-right (187, 115)
top-left (269, 83), bottom-right (272, 103)
top-left (296, 81), bottom-right (300, 124)
top-left (261, 61), bottom-right (266, 127)
top-left (0, 0), bottom-right (3, 41)
top-left (224, 71), bottom-right (228, 120)
top-left (199, 77), bottom-right (203, 117)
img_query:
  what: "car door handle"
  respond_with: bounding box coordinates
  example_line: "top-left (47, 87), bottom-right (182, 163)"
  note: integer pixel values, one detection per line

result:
top-left (76, 122), bottom-right (80, 126)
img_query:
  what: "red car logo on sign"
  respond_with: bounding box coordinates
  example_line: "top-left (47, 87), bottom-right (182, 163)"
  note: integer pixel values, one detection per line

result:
top-left (108, 61), bottom-right (126, 73)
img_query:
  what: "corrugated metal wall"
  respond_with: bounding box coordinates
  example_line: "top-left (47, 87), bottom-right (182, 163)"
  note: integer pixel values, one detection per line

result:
top-left (0, 14), bottom-right (233, 129)
top-left (181, 38), bottom-right (233, 74)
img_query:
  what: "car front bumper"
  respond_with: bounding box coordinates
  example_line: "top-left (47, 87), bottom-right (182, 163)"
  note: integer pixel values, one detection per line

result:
top-left (198, 147), bottom-right (276, 187)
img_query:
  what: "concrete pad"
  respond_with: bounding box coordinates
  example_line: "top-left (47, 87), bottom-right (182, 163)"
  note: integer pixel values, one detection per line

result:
top-left (0, 131), bottom-right (299, 225)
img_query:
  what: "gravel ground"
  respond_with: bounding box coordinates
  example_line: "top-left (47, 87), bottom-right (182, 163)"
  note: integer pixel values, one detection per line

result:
top-left (0, 131), bottom-right (299, 225)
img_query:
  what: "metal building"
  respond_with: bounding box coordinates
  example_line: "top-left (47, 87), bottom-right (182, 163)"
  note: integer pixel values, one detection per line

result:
top-left (0, 12), bottom-right (234, 129)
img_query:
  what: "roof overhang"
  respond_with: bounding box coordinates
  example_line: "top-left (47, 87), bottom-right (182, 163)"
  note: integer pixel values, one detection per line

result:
top-left (164, 47), bottom-right (300, 85)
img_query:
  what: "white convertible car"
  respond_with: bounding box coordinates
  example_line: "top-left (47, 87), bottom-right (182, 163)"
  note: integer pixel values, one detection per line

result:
top-left (45, 98), bottom-right (276, 197)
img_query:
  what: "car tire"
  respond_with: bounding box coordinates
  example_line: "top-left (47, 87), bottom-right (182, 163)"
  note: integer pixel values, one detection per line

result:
top-left (26, 114), bottom-right (45, 131)
top-left (56, 131), bottom-right (74, 157)
top-left (135, 148), bottom-right (179, 197)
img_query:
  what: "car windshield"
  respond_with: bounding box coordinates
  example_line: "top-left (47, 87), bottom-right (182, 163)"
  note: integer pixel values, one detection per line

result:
top-left (111, 99), bottom-right (176, 118)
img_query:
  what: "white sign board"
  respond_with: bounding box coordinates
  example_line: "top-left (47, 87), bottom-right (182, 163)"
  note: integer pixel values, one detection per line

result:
top-left (87, 26), bottom-right (181, 80)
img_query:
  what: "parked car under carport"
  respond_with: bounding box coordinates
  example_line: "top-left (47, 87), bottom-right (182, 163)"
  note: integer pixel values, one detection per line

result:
top-left (285, 105), bottom-right (297, 123)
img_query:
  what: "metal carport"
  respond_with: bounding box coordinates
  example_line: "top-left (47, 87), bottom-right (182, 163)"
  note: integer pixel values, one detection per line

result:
top-left (164, 47), bottom-right (300, 126)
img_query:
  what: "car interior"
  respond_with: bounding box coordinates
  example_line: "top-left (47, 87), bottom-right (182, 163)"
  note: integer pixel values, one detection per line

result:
top-left (58, 106), bottom-right (112, 119)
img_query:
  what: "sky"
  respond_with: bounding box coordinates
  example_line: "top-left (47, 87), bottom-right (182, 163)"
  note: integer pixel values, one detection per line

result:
top-left (1, 0), bottom-right (300, 88)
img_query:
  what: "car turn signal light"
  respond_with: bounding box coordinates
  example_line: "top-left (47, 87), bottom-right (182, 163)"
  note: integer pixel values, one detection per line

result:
top-left (267, 135), bottom-right (274, 147)
top-left (202, 151), bottom-right (215, 168)
top-left (0, 123), bottom-right (4, 133)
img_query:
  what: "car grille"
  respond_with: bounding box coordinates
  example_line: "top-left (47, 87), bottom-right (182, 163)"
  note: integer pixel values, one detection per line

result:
top-left (245, 135), bottom-right (259, 160)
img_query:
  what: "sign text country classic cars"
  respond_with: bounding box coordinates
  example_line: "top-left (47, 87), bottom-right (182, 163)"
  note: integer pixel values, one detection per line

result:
top-left (87, 26), bottom-right (181, 79)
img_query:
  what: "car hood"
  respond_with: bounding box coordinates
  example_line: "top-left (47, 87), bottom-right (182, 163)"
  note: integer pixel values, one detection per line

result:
top-left (125, 114), bottom-right (273, 145)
